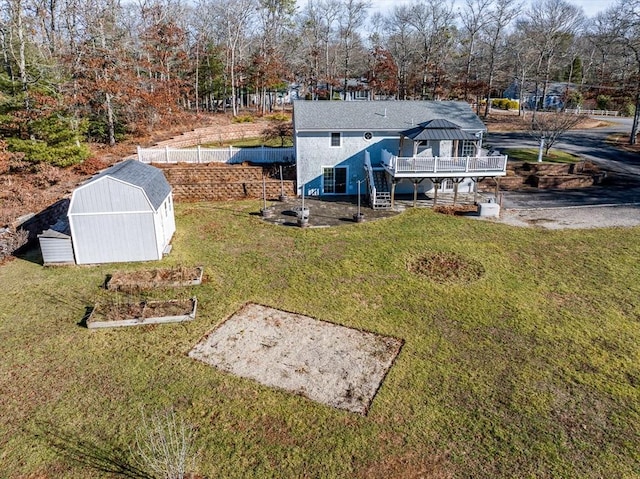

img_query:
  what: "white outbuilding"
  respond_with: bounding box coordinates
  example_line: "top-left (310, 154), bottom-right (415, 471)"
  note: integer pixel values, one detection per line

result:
top-left (68, 159), bottom-right (175, 264)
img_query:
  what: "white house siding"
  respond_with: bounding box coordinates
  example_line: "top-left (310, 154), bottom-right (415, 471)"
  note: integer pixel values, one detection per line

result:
top-left (296, 130), bottom-right (401, 196)
top-left (71, 212), bottom-right (158, 264)
top-left (70, 177), bottom-right (151, 214)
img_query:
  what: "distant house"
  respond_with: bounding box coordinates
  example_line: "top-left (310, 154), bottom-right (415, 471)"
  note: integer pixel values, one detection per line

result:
top-left (293, 100), bottom-right (507, 208)
top-left (67, 160), bottom-right (175, 264)
top-left (504, 81), bottom-right (576, 110)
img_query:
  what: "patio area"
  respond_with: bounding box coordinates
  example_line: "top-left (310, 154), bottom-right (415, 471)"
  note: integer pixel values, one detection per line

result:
top-left (259, 192), bottom-right (485, 228)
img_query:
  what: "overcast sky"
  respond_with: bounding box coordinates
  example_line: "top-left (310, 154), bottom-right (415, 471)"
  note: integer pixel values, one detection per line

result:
top-left (297, 0), bottom-right (618, 18)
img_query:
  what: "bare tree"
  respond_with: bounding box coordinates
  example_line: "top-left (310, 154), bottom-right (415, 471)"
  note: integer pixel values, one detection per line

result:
top-left (407, 0), bottom-right (456, 99)
top-left (600, 0), bottom-right (640, 144)
top-left (530, 111), bottom-right (583, 155)
top-left (459, 0), bottom-right (491, 102)
top-left (131, 408), bottom-right (198, 479)
top-left (518, 0), bottom-right (585, 123)
top-left (384, 5), bottom-right (419, 100)
top-left (480, 0), bottom-right (521, 118)
top-left (337, 0), bottom-right (369, 99)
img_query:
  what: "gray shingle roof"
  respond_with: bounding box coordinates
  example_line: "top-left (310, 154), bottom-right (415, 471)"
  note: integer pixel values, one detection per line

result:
top-left (88, 159), bottom-right (171, 210)
top-left (293, 100), bottom-right (486, 132)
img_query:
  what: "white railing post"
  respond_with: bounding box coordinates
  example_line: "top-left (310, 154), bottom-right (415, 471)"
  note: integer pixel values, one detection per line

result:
top-left (165, 146), bottom-right (169, 163)
top-left (434, 156), bottom-right (438, 174)
top-left (465, 156), bottom-right (469, 172)
top-left (228, 145), bottom-right (233, 164)
top-left (197, 145), bottom-right (201, 163)
top-left (137, 146), bottom-right (142, 162)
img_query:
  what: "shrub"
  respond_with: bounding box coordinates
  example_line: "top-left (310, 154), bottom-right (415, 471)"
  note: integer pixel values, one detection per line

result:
top-left (231, 114), bottom-right (255, 123)
top-left (596, 94), bottom-right (611, 110)
top-left (6, 138), bottom-right (90, 167)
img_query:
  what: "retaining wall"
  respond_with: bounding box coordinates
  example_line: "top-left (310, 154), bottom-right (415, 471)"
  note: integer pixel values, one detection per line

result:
top-left (155, 164), bottom-right (296, 201)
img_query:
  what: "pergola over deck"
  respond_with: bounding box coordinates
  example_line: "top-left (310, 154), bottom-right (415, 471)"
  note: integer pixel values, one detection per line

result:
top-left (381, 119), bottom-right (508, 207)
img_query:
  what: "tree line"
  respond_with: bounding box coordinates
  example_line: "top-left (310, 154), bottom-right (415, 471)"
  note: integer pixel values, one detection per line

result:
top-left (2, 0), bottom-right (640, 167)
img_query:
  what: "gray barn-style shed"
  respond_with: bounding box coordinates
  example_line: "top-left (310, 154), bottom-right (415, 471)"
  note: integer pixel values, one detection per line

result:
top-left (68, 160), bottom-right (175, 265)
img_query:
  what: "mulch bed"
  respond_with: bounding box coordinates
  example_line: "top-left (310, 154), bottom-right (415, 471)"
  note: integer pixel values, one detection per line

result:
top-left (87, 298), bottom-right (197, 328)
top-left (106, 266), bottom-right (203, 292)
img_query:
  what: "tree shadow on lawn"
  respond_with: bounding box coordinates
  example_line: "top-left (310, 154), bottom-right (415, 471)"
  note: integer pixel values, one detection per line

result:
top-left (31, 420), bottom-right (153, 479)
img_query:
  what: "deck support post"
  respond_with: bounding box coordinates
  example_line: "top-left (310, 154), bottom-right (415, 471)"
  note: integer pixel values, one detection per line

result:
top-left (391, 180), bottom-right (397, 209)
top-left (432, 180), bottom-right (440, 206)
top-left (413, 180), bottom-right (419, 207)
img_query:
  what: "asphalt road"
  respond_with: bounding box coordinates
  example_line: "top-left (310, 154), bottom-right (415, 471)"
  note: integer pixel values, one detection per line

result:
top-left (485, 116), bottom-right (640, 209)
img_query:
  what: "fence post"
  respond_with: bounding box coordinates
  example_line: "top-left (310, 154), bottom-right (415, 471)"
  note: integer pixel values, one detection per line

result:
top-left (229, 145), bottom-right (233, 164)
top-left (165, 146), bottom-right (169, 163)
top-left (137, 146), bottom-right (141, 162)
top-left (197, 145), bottom-right (201, 164)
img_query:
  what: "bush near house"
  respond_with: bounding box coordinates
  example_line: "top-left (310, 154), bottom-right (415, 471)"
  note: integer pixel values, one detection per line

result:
top-left (491, 98), bottom-right (519, 110)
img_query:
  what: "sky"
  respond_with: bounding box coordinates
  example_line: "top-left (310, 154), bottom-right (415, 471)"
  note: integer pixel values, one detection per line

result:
top-left (297, 0), bottom-right (618, 18)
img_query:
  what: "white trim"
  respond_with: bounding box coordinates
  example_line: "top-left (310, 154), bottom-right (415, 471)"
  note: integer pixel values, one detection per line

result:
top-left (69, 176), bottom-right (156, 214)
top-left (321, 165), bottom-right (349, 195)
top-left (329, 132), bottom-right (342, 148)
top-left (68, 210), bottom-right (155, 217)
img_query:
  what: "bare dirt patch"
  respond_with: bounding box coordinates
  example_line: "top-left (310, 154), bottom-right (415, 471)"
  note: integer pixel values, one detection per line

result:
top-left (189, 303), bottom-right (403, 415)
top-left (408, 252), bottom-right (485, 284)
top-left (106, 266), bottom-right (204, 292)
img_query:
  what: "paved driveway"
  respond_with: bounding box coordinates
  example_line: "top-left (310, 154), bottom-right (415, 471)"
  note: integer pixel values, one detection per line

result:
top-left (486, 116), bottom-right (640, 210)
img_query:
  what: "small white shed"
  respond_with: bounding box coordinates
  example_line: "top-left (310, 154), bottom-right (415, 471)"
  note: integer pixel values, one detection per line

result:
top-left (68, 160), bottom-right (175, 265)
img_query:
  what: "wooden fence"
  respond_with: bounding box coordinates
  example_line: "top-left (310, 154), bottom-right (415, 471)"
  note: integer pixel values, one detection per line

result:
top-left (137, 146), bottom-right (295, 165)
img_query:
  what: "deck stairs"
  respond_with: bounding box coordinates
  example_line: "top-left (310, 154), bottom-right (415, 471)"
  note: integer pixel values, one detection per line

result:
top-left (370, 169), bottom-right (392, 209)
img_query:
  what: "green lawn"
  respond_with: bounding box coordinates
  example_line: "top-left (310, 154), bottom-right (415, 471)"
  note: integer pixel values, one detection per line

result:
top-left (505, 148), bottom-right (582, 163)
top-left (1, 202), bottom-right (639, 478)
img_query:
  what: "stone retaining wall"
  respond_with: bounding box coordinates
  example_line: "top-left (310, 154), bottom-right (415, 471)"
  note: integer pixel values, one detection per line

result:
top-left (155, 164), bottom-right (296, 201)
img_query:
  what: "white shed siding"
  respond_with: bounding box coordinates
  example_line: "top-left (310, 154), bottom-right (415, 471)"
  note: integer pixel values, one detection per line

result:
top-left (38, 237), bottom-right (75, 264)
top-left (152, 195), bottom-right (176, 257)
top-left (70, 177), bottom-right (151, 214)
top-left (72, 213), bottom-right (158, 264)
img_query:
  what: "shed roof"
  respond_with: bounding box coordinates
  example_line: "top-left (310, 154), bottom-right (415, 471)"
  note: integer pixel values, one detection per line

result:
top-left (38, 218), bottom-right (71, 239)
top-left (84, 159), bottom-right (171, 210)
top-left (293, 101), bottom-right (486, 132)
top-left (399, 119), bottom-right (478, 141)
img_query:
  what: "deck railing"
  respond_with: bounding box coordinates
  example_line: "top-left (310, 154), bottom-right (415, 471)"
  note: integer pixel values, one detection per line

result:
top-left (387, 155), bottom-right (507, 175)
top-left (137, 146), bottom-right (295, 165)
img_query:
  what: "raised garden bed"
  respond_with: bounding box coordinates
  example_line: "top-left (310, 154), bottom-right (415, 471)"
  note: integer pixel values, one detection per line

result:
top-left (106, 266), bottom-right (203, 292)
top-left (86, 297), bottom-right (197, 329)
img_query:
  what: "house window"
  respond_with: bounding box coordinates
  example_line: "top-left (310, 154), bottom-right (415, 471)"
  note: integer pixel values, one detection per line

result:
top-left (461, 140), bottom-right (476, 157)
top-left (323, 166), bottom-right (347, 194)
top-left (330, 132), bottom-right (341, 147)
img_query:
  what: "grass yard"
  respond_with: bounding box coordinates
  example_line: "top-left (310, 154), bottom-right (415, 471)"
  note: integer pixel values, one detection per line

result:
top-left (504, 148), bottom-right (582, 163)
top-left (1, 202), bottom-right (639, 478)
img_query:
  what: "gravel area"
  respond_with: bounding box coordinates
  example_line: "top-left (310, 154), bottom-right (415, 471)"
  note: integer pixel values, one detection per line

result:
top-left (486, 204), bottom-right (640, 229)
top-left (189, 303), bottom-right (403, 415)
